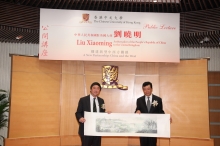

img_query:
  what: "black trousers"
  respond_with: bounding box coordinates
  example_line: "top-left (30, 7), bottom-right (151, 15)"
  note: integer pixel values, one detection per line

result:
top-left (140, 137), bottom-right (157, 146)
top-left (80, 135), bottom-right (101, 146)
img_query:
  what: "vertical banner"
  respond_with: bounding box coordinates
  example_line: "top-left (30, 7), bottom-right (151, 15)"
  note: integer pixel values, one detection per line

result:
top-left (40, 9), bottom-right (179, 62)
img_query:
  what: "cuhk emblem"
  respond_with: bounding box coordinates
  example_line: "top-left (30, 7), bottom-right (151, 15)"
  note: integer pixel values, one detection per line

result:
top-left (102, 65), bottom-right (128, 90)
top-left (82, 14), bottom-right (89, 21)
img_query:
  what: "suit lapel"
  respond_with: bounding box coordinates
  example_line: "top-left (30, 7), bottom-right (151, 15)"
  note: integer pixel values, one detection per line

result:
top-left (86, 96), bottom-right (91, 112)
top-left (97, 97), bottom-right (103, 112)
top-left (149, 95), bottom-right (156, 113)
top-left (97, 97), bottom-right (100, 111)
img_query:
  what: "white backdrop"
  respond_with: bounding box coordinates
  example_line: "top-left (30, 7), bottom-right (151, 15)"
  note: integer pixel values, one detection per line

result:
top-left (39, 9), bottom-right (180, 62)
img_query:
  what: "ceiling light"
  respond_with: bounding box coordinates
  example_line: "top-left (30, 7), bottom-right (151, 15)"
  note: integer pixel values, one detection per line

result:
top-left (203, 37), bottom-right (210, 42)
top-left (153, 0), bottom-right (157, 2)
top-left (16, 35), bottom-right (23, 40)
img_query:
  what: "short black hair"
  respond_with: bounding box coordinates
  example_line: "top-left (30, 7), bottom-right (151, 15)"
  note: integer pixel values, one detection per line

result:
top-left (90, 82), bottom-right (102, 90)
top-left (142, 81), bottom-right (153, 89)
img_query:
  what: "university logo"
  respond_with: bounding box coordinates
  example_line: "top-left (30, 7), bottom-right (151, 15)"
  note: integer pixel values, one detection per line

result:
top-left (102, 65), bottom-right (128, 90)
top-left (82, 13), bottom-right (90, 21)
top-left (80, 13), bottom-right (92, 24)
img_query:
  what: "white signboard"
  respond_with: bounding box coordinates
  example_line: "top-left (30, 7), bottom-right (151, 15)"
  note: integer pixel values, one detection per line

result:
top-left (84, 112), bottom-right (170, 137)
top-left (40, 9), bottom-right (179, 62)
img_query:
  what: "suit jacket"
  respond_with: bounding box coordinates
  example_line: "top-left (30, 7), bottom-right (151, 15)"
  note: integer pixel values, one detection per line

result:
top-left (135, 94), bottom-right (164, 114)
top-left (75, 95), bottom-right (105, 136)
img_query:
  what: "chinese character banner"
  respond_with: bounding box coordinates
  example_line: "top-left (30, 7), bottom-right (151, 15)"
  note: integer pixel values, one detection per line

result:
top-left (39, 9), bottom-right (180, 62)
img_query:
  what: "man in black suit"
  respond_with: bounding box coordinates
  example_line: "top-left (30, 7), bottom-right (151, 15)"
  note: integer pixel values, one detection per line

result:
top-left (135, 81), bottom-right (165, 146)
top-left (75, 82), bottom-right (105, 146)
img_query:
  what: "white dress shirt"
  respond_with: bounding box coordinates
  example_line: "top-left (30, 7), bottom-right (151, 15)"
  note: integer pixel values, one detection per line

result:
top-left (90, 94), bottom-right (100, 112)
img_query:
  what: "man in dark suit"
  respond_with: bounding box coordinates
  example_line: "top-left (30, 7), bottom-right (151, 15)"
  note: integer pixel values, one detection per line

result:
top-left (135, 81), bottom-right (165, 146)
top-left (75, 82), bottom-right (105, 146)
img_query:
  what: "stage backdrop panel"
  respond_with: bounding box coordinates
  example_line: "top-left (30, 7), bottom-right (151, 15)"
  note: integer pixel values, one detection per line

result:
top-left (7, 56), bottom-right (211, 146)
top-left (159, 59), bottom-right (209, 138)
top-left (9, 56), bottom-right (61, 138)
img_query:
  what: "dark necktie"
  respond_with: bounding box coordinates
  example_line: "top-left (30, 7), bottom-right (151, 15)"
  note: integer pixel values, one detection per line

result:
top-left (147, 97), bottom-right (150, 112)
top-left (93, 98), bottom-right (97, 112)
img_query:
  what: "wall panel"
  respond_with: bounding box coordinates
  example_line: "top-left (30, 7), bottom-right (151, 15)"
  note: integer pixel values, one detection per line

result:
top-left (209, 112), bottom-right (220, 122)
top-left (7, 56), bottom-right (213, 146)
top-left (128, 137), bottom-right (139, 146)
top-left (60, 135), bottom-right (81, 146)
top-left (62, 61), bottom-right (84, 74)
top-left (208, 72), bottom-right (220, 146)
top-left (209, 99), bottom-right (220, 109)
top-left (102, 137), bottom-right (128, 146)
top-left (159, 59), bottom-right (209, 138)
top-left (160, 75), bottom-right (209, 138)
top-left (170, 138), bottom-right (214, 146)
top-left (60, 60), bottom-right (86, 138)
top-left (60, 74), bottom-right (85, 136)
top-left (208, 86), bottom-right (220, 96)
top-left (12, 56), bottom-right (61, 73)
top-left (214, 139), bottom-right (220, 146)
top-left (210, 125), bottom-right (220, 135)
top-left (5, 136), bottom-right (60, 146)
top-left (135, 62), bottom-right (159, 75)
top-left (208, 72), bottom-right (220, 84)
top-left (159, 59), bottom-right (207, 75)
top-left (159, 138), bottom-right (170, 146)
top-left (9, 56), bottom-right (61, 138)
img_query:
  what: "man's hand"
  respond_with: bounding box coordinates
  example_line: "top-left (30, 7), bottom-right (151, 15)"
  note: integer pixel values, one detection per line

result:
top-left (79, 117), bottom-right (86, 123)
top-left (136, 110), bottom-right (141, 114)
